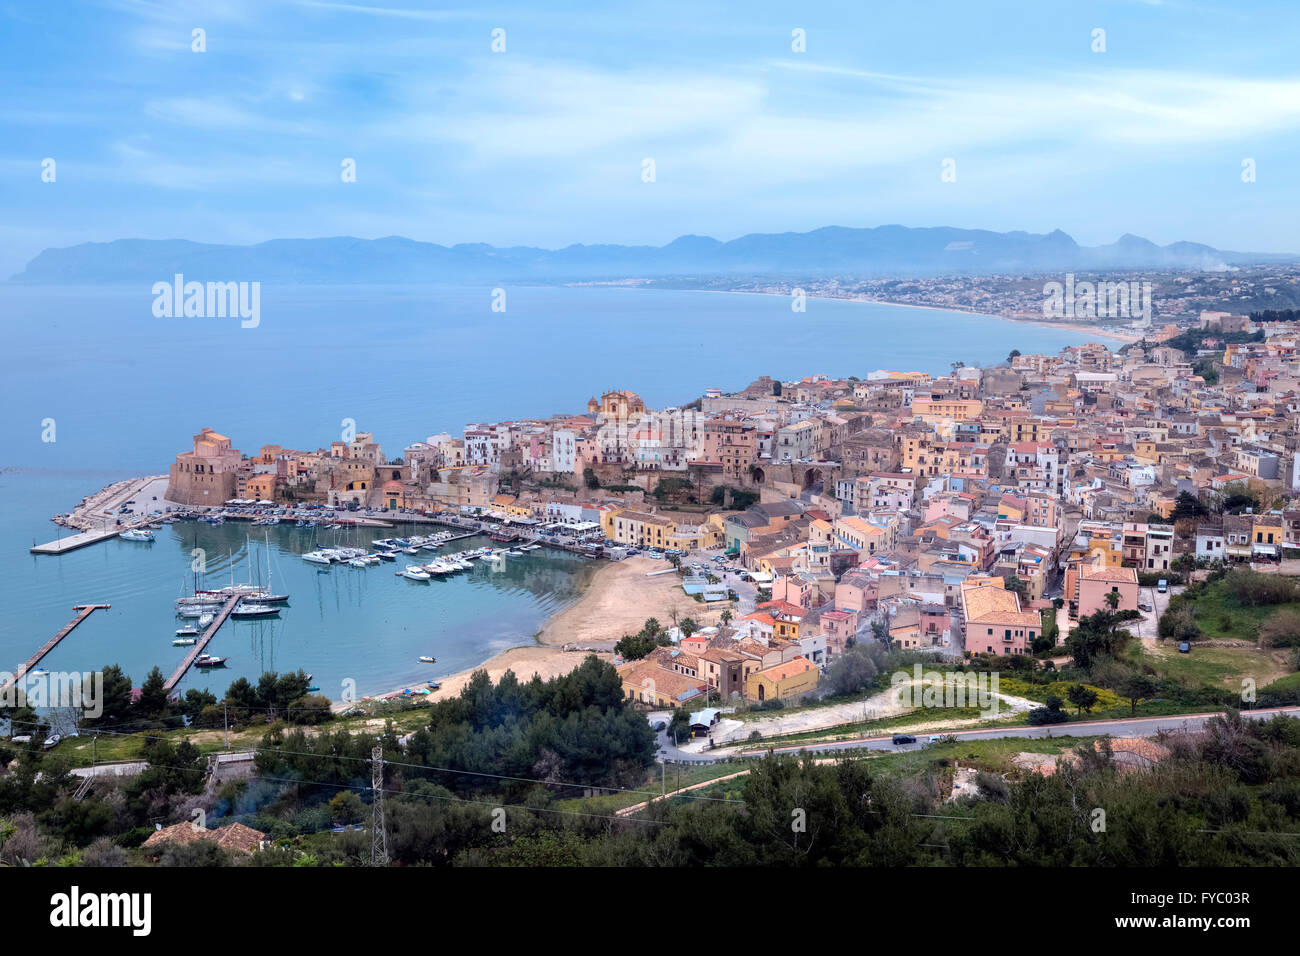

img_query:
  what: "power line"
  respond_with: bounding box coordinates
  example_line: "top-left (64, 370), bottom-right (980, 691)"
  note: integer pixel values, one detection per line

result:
top-left (7, 719), bottom-right (745, 805)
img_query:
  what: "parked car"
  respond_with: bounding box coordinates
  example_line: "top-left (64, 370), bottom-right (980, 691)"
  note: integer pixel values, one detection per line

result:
top-left (42, 734), bottom-right (61, 750)
top-left (892, 734), bottom-right (917, 745)
top-left (652, 721), bottom-right (666, 732)
top-left (1138, 602), bottom-right (1153, 612)
top-left (1157, 579), bottom-right (1168, 593)
top-left (1178, 641), bottom-right (1191, 654)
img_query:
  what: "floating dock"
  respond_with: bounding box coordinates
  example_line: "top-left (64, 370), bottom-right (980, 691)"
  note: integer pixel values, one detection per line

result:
top-left (163, 594), bottom-right (241, 692)
top-left (1, 604), bottom-right (111, 692)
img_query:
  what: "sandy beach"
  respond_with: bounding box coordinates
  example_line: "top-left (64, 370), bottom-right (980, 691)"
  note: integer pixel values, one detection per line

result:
top-left (692, 287), bottom-right (1139, 344)
top-left (352, 556), bottom-right (729, 710)
top-left (536, 556), bottom-right (729, 647)
top-left (416, 646), bottom-right (614, 705)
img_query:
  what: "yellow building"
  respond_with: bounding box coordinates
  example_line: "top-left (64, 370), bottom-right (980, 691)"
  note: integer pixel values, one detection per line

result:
top-left (602, 508), bottom-right (676, 549)
top-left (745, 656), bottom-right (819, 703)
top-left (912, 397), bottom-right (983, 423)
top-left (602, 508), bottom-right (725, 550)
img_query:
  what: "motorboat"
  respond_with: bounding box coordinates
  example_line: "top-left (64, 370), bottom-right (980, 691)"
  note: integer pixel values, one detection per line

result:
top-left (175, 626), bottom-right (199, 637)
top-left (302, 551), bottom-right (332, 565)
top-left (194, 655), bottom-right (227, 668)
top-left (172, 637), bottom-right (197, 646)
top-left (401, 566), bottom-right (431, 581)
top-left (119, 528), bottom-right (154, 542)
top-left (418, 655), bottom-right (437, 663)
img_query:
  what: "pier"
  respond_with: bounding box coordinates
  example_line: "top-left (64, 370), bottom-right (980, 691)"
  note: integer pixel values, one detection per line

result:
top-left (2, 604), bottom-right (111, 692)
top-left (30, 519), bottom-right (154, 556)
top-left (164, 594), bottom-right (240, 693)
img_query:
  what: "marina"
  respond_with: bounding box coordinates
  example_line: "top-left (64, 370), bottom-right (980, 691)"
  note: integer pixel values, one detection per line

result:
top-left (6, 480), bottom-right (600, 703)
top-left (163, 594), bottom-right (240, 693)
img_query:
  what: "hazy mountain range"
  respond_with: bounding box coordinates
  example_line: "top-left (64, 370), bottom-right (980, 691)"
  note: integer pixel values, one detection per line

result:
top-left (11, 225), bottom-right (1296, 284)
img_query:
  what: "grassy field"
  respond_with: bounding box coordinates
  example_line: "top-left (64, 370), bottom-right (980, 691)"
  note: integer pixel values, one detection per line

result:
top-left (1172, 579), bottom-right (1300, 643)
top-left (47, 701), bottom-right (433, 764)
top-left (553, 760), bottom-right (754, 814)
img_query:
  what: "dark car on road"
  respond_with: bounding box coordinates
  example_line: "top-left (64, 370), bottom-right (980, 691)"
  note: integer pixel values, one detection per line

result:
top-left (892, 734), bottom-right (917, 745)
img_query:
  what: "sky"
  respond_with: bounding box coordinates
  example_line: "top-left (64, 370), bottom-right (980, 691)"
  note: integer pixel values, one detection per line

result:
top-left (1, 0), bottom-right (1298, 277)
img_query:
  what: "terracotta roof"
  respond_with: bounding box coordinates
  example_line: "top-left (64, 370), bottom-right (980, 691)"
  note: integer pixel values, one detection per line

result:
top-left (142, 821), bottom-right (265, 855)
top-left (1081, 565), bottom-right (1139, 584)
top-left (753, 656), bottom-right (817, 682)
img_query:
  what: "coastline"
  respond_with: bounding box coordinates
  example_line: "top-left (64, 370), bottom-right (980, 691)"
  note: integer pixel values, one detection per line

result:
top-left (353, 555), bottom-right (732, 709)
top-left (673, 287), bottom-right (1139, 344)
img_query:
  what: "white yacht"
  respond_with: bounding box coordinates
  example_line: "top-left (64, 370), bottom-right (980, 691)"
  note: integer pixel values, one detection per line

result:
top-left (119, 528), bottom-right (155, 542)
top-left (402, 566), bottom-right (431, 581)
top-left (177, 605), bottom-right (221, 619)
top-left (231, 603), bottom-right (280, 619)
top-left (302, 551), bottom-right (332, 565)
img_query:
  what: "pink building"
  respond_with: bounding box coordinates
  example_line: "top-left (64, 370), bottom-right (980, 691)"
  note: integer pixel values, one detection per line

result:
top-left (1077, 565), bottom-right (1140, 617)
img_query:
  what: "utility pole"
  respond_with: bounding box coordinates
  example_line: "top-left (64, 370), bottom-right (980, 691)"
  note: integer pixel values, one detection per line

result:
top-left (223, 701), bottom-right (229, 749)
top-left (371, 746), bottom-right (388, 866)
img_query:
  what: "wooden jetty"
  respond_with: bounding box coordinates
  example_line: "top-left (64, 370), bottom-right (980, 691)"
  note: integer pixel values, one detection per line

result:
top-left (1, 604), bottom-right (111, 693)
top-left (163, 594), bottom-right (240, 693)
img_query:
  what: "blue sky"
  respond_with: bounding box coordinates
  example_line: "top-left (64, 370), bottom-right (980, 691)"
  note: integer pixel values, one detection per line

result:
top-left (2, 0), bottom-right (1298, 276)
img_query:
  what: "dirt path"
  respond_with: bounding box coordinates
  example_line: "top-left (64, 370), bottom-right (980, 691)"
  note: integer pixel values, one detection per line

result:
top-left (714, 682), bottom-right (1042, 746)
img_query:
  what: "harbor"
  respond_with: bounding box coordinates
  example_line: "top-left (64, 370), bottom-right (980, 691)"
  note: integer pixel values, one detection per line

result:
top-left (8, 498), bottom-right (601, 702)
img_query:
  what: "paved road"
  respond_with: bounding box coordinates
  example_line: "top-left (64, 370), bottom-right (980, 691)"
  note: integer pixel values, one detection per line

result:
top-left (655, 705), bottom-right (1300, 763)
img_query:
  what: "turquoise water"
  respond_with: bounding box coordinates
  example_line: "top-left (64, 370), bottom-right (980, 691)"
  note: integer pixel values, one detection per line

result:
top-left (1, 473), bottom-right (594, 701)
top-left (0, 285), bottom-right (1104, 699)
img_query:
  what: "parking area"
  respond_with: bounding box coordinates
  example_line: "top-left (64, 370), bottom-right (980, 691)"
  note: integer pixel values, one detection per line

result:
top-left (1132, 583), bottom-right (1177, 642)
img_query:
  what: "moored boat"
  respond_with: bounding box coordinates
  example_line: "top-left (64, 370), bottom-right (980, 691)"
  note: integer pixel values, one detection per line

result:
top-left (231, 603), bottom-right (279, 619)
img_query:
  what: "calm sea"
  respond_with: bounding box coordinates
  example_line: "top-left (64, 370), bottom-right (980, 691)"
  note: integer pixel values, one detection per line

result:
top-left (0, 284), bottom-right (1104, 699)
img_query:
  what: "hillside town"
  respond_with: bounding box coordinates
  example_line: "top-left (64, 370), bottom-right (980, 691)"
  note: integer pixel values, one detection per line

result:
top-left (155, 309), bottom-right (1300, 714)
